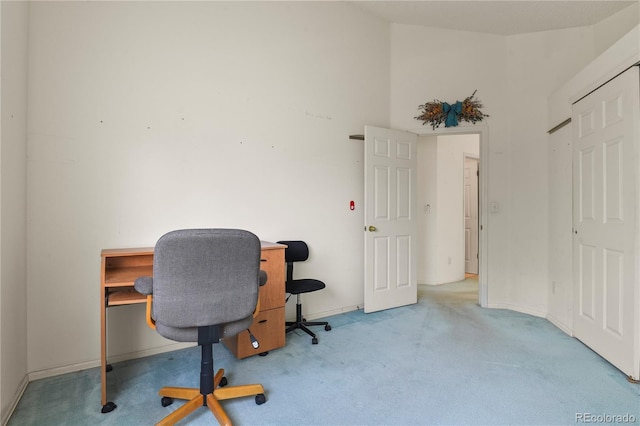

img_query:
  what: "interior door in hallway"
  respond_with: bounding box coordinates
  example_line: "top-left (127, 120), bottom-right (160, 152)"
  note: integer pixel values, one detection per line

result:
top-left (364, 126), bottom-right (417, 313)
top-left (464, 157), bottom-right (479, 274)
top-left (572, 65), bottom-right (640, 380)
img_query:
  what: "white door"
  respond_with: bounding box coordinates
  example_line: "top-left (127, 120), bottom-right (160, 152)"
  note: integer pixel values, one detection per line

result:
top-left (572, 66), bottom-right (640, 380)
top-left (364, 126), bottom-right (418, 313)
top-left (464, 157), bottom-right (479, 274)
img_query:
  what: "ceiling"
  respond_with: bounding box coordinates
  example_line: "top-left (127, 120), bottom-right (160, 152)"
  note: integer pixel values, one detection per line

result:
top-left (351, 1), bottom-right (637, 35)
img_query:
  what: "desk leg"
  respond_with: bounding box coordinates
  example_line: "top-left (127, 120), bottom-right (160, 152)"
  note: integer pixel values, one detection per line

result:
top-left (100, 289), bottom-right (116, 413)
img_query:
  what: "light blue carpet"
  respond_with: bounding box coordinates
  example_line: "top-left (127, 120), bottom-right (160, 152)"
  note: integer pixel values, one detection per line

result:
top-left (9, 279), bottom-right (640, 425)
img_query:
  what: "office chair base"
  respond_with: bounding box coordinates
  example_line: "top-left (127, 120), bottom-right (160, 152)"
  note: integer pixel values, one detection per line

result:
top-left (286, 303), bottom-right (331, 344)
top-left (156, 368), bottom-right (265, 426)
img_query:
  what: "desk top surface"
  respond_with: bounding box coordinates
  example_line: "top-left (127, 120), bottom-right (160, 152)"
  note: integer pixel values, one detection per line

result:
top-left (101, 241), bottom-right (285, 257)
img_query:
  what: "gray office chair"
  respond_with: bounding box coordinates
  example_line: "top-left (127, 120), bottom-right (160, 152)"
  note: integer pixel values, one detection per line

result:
top-left (135, 229), bottom-right (267, 426)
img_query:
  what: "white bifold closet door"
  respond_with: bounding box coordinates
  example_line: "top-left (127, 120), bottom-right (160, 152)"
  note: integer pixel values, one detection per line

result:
top-left (572, 65), bottom-right (640, 381)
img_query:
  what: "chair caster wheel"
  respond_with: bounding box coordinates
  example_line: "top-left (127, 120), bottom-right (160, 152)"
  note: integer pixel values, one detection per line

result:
top-left (161, 397), bottom-right (174, 407)
top-left (312, 337), bottom-right (318, 344)
top-left (255, 394), bottom-right (266, 405)
top-left (101, 401), bottom-right (117, 413)
top-left (325, 324), bottom-right (331, 331)
top-left (219, 377), bottom-right (228, 387)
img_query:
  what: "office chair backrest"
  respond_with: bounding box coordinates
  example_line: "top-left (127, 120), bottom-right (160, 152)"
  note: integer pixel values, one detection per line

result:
top-left (278, 240), bottom-right (310, 283)
top-left (152, 229), bottom-right (261, 331)
top-left (282, 240), bottom-right (309, 263)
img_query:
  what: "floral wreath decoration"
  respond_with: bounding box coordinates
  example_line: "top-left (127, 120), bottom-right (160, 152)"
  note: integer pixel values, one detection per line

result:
top-left (415, 90), bottom-right (489, 130)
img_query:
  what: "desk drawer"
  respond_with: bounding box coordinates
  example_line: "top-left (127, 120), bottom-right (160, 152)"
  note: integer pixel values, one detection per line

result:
top-left (223, 307), bottom-right (285, 359)
top-left (259, 249), bottom-right (285, 310)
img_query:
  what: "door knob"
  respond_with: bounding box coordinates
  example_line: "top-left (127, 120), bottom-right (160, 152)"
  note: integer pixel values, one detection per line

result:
top-left (368, 225), bottom-right (377, 232)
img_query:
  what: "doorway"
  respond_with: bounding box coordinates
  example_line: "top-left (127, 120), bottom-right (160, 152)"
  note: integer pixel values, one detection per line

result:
top-left (416, 130), bottom-right (485, 306)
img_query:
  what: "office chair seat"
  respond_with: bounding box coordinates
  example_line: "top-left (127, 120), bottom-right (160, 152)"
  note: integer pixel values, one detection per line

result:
top-left (277, 240), bottom-right (331, 344)
top-left (287, 278), bottom-right (325, 295)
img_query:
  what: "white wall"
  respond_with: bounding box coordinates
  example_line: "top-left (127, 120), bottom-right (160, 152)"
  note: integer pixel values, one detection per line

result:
top-left (26, 1), bottom-right (389, 374)
top-left (0, 1), bottom-right (29, 422)
top-left (389, 17), bottom-right (635, 317)
top-left (501, 26), bottom-right (596, 316)
top-left (593, 2), bottom-right (640, 58)
top-left (417, 134), bottom-right (478, 285)
top-left (417, 135), bottom-right (437, 283)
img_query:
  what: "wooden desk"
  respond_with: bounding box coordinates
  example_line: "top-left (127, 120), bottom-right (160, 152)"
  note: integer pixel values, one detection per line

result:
top-left (99, 242), bottom-right (286, 413)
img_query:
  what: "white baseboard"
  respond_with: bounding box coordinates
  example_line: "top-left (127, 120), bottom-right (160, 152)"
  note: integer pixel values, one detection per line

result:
top-left (487, 303), bottom-right (576, 337)
top-left (296, 305), bottom-right (361, 322)
top-left (2, 374), bottom-right (28, 426)
top-left (2, 343), bottom-right (195, 424)
top-left (546, 313), bottom-right (573, 336)
top-left (28, 342), bottom-right (195, 382)
top-left (485, 303), bottom-right (547, 319)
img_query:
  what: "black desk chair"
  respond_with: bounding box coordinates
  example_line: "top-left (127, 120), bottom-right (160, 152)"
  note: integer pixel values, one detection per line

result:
top-left (277, 240), bottom-right (331, 344)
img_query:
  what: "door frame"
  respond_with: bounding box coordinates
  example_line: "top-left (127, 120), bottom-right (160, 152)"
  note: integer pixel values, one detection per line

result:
top-left (414, 125), bottom-right (488, 307)
top-left (463, 154), bottom-right (480, 275)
